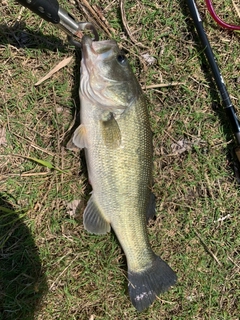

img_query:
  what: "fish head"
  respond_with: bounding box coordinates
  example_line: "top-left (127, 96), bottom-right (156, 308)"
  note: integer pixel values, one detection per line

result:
top-left (80, 36), bottom-right (141, 113)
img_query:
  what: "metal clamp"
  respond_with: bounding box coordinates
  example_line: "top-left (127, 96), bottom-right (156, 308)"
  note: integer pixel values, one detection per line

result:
top-left (15, 0), bottom-right (99, 46)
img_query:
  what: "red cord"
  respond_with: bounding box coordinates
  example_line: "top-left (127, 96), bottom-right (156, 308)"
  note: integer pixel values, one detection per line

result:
top-left (205, 0), bottom-right (240, 30)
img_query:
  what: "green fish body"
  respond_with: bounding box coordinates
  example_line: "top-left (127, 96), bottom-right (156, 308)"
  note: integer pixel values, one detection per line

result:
top-left (72, 36), bottom-right (177, 311)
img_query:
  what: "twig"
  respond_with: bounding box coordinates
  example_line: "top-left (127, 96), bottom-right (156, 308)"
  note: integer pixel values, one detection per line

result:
top-left (195, 231), bottom-right (222, 267)
top-left (11, 132), bottom-right (56, 156)
top-left (143, 82), bottom-right (185, 89)
top-left (5, 172), bottom-right (51, 177)
top-left (49, 254), bottom-right (80, 290)
top-left (232, 0), bottom-right (240, 19)
top-left (76, 0), bottom-right (114, 38)
top-left (16, 6), bottom-right (25, 22)
top-left (33, 174), bottom-right (55, 211)
top-left (119, 0), bottom-right (148, 48)
top-left (35, 56), bottom-right (73, 86)
top-left (228, 256), bottom-right (240, 268)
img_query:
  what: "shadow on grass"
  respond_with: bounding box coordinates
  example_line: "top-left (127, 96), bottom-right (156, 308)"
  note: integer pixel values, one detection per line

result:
top-left (0, 20), bottom-right (83, 147)
top-left (0, 21), bottom-right (67, 52)
top-left (0, 195), bottom-right (47, 320)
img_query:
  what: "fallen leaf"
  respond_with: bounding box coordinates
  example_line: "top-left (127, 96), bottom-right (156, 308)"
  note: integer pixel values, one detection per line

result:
top-left (141, 53), bottom-right (157, 65)
top-left (35, 56), bottom-right (73, 86)
top-left (27, 157), bottom-right (66, 173)
top-left (170, 138), bottom-right (205, 155)
top-left (66, 200), bottom-right (81, 218)
top-left (171, 139), bottom-right (192, 155)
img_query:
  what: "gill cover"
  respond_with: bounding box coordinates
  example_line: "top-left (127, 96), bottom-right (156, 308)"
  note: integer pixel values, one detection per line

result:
top-left (80, 36), bottom-right (141, 112)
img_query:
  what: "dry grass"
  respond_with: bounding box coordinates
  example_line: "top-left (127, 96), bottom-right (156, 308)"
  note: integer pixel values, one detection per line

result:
top-left (0, 0), bottom-right (239, 319)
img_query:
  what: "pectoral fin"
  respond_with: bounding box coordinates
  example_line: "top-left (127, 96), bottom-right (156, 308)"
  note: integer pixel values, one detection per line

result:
top-left (83, 195), bottom-right (111, 235)
top-left (66, 137), bottom-right (79, 151)
top-left (71, 124), bottom-right (88, 149)
top-left (101, 113), bottom-right (121, 148)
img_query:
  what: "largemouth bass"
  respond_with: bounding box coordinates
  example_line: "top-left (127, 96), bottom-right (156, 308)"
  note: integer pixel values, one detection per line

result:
top-left (71, 35), bottom-right (177, 311)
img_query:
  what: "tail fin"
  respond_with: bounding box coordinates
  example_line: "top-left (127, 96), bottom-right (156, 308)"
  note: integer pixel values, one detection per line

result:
top-left (128, 256), bottom-right (177, 312)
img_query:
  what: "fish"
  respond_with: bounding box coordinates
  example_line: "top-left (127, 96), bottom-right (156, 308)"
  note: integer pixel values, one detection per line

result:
top-left (70, 35), bottom-right (177, 312)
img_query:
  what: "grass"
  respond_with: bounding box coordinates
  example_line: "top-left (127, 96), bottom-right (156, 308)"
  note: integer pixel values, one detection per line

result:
top-left (0, 0), bottom-right (239, 319)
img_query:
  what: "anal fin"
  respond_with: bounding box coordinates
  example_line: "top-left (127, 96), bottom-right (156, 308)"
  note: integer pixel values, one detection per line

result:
top-left (83, 195), bottom-right (111, 235)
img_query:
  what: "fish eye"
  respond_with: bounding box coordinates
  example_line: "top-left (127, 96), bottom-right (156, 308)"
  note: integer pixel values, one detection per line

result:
top-left (117, 54), bottom-right (127, 64)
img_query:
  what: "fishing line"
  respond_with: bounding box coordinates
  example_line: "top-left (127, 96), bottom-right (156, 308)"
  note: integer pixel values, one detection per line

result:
top-left (205, 0), bottom-right (240, 30)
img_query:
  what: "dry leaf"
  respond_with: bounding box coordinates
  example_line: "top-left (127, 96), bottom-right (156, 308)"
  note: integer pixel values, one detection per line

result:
top-left (214, 214), bottom-right (231, 223)
top-left (170, 138), bottom-right (204, 155)
top-left (171, 139), bottom-right (192, 155)
top-left (35, 56), bottom-right (73, 86)
top-left (66, 199), bottom-right (81, 218)
top-left (0, 127), bottom-right (7, 146)
top-left (141, 53), bottom-right (157, 65)
top-left (171, 139), bottom-right (194, 155)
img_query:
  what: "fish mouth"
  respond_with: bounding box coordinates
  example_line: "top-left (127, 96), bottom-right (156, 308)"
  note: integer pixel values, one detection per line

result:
top-left (81, 36), bottom-right (117, 65)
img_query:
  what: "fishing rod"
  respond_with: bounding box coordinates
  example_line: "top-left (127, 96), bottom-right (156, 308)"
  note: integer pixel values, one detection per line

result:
top-left (186, 0), bottom-right (240, 166)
